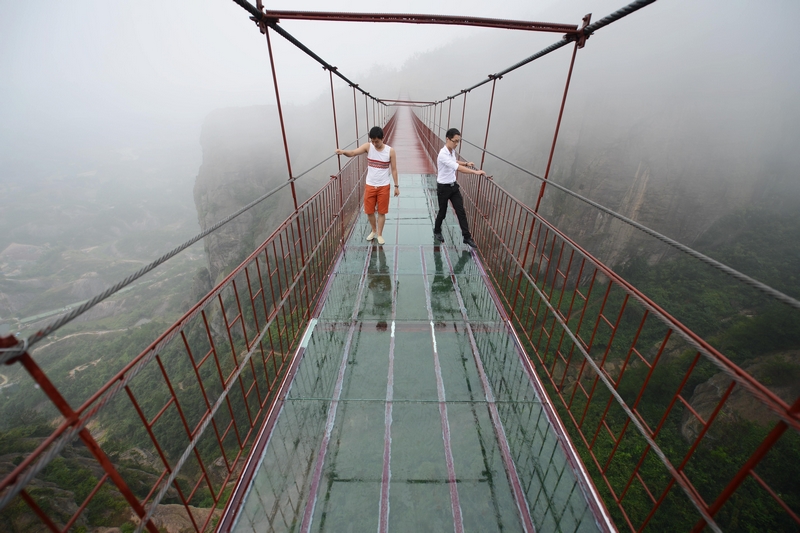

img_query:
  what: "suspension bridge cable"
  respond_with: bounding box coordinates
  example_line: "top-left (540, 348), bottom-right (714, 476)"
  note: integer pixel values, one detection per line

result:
top-left (439, 0), bottom-right (659, 102)
top-left (450, 132), bottom-right (800, 312)
top-left (582, 0), bottom-right (658, 35)
top-left (0, 141), bottom-right (362, 364)
top-left (231, 0), bottom-right (384, 104)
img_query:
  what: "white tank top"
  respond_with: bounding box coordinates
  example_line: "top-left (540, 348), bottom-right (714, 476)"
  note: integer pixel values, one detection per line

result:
top-left (366, 143), bottom-right (392, 186)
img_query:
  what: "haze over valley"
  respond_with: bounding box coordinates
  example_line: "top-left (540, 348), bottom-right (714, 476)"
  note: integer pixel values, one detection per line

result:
top-left (1, 0), bottom-right (799, 531)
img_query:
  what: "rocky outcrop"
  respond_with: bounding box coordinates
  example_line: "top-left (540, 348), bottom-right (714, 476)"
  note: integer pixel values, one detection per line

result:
top-left (130, 504), bottom-right (222, 533)
top-left (193, 92), bottom-right (357, 286)
top-left (520, 115), bottom-right (763, 270)
top-left (681, 351), bottom-right (800, 441)
top-left (194, 105), bottom-right (337, 284)
top-left (194, 106), bottom-right (292, 284)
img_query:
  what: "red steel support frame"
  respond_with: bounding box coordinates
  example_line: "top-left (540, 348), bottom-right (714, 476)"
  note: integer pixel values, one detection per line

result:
top-left (382, 99), bottom-right (436, 105)
top-left (458, 91), bottom-right (468, 159)
top-left (480, 76), bottom-right (499, 171)
top-left (262, 24), bottom-right (313, 319)
top-left (352, 86), bottom-right (360, 143)
top-left (329, 68), bottom-right (342, 172)
top-left (364, 93), bottom-right (370, 135)
top-left (447, 98), bottom-right (453, 129)
top-left (534, 14), bottom-right (590, 212)
top-left (261, 10), bottom-right (579, 34)
top-left (263, 25), bottom-right (296, 208)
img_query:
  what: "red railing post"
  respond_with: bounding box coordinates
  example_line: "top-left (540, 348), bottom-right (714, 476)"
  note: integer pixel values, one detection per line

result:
top-left (534, 14), bottom-right (590, 213)
top-left (480, 77), bottom-right (499, 170)
top-left (364, 93), bottom-right (370, 133)
top-left (264, 26), bottom-right (295, 208)
top-left (458, 91), bottom-right (468, 160)
top-left (471, 76), bottom-right (499, 244)
top-left (263, 25), bottom-right (312, 315)
top-left (329, 68), bottom-right (342, 172)
top-left (447, 97), bottom-right (453, 129)
top-left (352, 85), bottom-right (360, 143)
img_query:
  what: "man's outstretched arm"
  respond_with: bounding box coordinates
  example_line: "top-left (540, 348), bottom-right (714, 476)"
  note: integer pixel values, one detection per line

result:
top-left (336, 143), bottom-right (370, 158)
top-left (457, 162), bottom-right (486, 176)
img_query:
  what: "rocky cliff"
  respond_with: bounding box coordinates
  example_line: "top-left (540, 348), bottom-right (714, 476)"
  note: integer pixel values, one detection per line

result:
top-left (491, 95), bottom-right (800, 272)
top-left (193, 102), bottom-right (346, 288)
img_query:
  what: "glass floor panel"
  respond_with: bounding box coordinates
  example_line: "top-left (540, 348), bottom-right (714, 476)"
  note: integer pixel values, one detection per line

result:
top-left (232, 174), bottom-right (603, 533)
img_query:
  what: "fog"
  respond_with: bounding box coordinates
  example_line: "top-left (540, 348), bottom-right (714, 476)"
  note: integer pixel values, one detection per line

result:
top-left (1, 0), bottom-right (799, 313)
top-left (0, 0), bottom-right (562, 169)
top-left (4, 0), bottom-right (797, 191)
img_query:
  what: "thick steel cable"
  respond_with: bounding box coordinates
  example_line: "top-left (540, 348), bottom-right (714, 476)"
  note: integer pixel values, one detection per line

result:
top-left (0, 154), bottom-right (364, 516)
top-left (293, 136), bottom-right (363, 180)
top-left (0, 142), bottom-right (363, 364)
top-left (437, 0), bottom-right (658, 103)
top-left (450, 129), bottom-right (800, 311)
top-left (582, 0), bottom-right (658, 35)
top-left (230, 0), bottom-right (383, 105)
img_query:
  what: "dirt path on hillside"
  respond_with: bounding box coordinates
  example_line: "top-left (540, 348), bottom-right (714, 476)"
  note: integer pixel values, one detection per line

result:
top-left (31, 329), bottom-right (128, 353)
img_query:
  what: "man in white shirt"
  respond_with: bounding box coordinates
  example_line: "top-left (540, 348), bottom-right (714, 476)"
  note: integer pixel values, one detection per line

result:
top-left (336, 126), bottom-right (399, 245)
top-left (433, 128), bottom-right (486, 249)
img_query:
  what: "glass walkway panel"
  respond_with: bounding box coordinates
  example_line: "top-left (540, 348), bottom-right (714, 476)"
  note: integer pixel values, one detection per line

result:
top-left (230, 110), bottom-right (609, 533)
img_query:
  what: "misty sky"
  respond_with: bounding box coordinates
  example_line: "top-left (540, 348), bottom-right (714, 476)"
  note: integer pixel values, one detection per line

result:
top-left (2, 0), bottom-right (799, 177)
top-left (1, 0), bottom-right (574, 158)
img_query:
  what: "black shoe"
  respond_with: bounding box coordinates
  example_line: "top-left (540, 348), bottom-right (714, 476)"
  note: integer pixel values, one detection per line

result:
top-left (463, 237), bottom-right (478, 249)
top-left (433, 232), bottom-right (444, 243)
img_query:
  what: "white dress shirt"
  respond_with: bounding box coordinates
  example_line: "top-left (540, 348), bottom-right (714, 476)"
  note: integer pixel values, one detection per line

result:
top-left (436, 145), bottom-right (460, 184)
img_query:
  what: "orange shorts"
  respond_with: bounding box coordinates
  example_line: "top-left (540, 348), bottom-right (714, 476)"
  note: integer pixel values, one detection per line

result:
top-left (364, 184), bottom-right (390, 215)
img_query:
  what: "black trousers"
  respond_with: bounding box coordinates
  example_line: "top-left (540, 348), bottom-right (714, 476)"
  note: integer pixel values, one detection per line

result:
top-left (433, 182), bottom-right (471, 240)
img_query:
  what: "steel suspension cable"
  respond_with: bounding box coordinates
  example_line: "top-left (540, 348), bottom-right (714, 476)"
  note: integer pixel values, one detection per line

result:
top-left (437, 0), bottom-right (658, 102)
top-left (0, 139), bottom-right (364, 364)
top-left (582, 0), bottom-right (658, 35)
top-left (232, 0), bottom-right (384, 107)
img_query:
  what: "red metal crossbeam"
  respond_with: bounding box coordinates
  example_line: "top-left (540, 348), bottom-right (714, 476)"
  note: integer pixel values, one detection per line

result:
top-left (262, 10), bottom-right (579, 34)
top-left (382, 99), bottom-right (436, 105)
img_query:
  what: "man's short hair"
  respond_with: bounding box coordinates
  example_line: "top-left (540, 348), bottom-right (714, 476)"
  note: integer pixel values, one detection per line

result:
top-left (369, 126), bottom-right (384, 140)
top-left (446, 128), bottom-right (461, 140)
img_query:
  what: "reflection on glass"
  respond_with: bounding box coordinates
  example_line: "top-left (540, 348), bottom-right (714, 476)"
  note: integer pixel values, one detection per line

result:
top-left (368, 246), bottom-right (391, 330)
top-left (431, 250), bottom-right (471, 322)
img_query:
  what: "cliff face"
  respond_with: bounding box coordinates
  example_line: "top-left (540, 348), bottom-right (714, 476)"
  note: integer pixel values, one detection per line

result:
top-left (194, 106), bottom-right (298, 285)
top-left (194, 101), bottom-right (346, 287)
top-left (496, 105), bottom-right (800, 271)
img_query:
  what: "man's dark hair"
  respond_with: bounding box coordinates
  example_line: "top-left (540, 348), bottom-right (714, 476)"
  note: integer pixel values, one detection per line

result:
top-left (446, 128), bottom-right (461, 140)
top-left (369, 126), bottom-right (384, 140)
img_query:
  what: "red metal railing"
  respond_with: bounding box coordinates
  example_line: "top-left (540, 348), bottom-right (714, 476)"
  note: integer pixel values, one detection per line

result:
top-left (412, 112), bottom-right (800, 532)
top-left (0, 110), bottom-right (398, 531)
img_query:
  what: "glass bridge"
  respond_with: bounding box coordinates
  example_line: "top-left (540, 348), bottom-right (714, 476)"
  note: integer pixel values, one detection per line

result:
top-left (228, 110), bottom-right (608, 532)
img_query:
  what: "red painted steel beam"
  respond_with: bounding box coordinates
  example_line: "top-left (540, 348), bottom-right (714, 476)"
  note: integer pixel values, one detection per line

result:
top-left (262, 10), bottom-right (579, 34)
top-left (382, 99), bottom-right (436, 104)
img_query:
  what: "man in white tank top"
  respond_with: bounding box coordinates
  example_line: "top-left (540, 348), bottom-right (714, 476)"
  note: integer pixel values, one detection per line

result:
top-left (336, 126), bottom-right (399, 245)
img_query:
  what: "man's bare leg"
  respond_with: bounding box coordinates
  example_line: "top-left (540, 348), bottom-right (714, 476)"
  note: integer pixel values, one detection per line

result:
top-left (377, 213), bottom-right (386, 237)
top-left (367, 213), bottom-right (378, 234)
